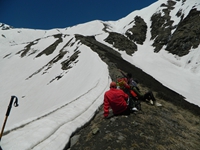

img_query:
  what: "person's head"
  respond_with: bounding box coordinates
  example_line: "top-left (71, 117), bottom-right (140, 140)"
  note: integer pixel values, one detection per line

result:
top-left (110, 81), bottom-right (117, 89)
top-left (130, 78), bottom-right (139, 87)
top-left (126, 73), bottom-right (132, 79)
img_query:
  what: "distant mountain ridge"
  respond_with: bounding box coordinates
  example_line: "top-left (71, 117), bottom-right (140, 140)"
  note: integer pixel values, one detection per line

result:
top-left (1, 0), bottom-right (200, 57)
top-left (0, 23), bottom-right (13, 30)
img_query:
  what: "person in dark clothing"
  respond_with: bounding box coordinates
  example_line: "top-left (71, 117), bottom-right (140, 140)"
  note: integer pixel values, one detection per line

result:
top-left (118, 70), bottom-right (133, 85)
top-left (129, 79), bottom-right (157, 105)
top-left (119, 70), bottom-right (161, 106)
top-left (117, 70), bottom-right (141, 110)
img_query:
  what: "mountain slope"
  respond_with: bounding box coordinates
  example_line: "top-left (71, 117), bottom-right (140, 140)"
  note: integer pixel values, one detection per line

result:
top-left (0, 0), bottom-right (200, 149)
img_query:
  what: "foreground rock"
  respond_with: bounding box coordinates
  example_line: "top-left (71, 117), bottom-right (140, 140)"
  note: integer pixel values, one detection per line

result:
top-left (68, 94), bottom-right (200, 150)
top-left (67, 78), bottom-right (200, 150)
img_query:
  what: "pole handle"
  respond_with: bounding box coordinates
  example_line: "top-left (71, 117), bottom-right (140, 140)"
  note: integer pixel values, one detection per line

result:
top-left (5, 96), bottom-right (18, 117)
top-left (0, 96), bottom-right (19, 141)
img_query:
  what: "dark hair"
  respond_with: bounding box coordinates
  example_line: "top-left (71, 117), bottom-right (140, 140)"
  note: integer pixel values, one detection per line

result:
top-left (126, 73), bottom-right (132, 78)
top-left (134, 79), bottom-right (139, 84)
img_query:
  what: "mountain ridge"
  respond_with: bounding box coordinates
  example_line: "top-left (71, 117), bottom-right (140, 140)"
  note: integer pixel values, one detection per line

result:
top-left (1, 0), bottom-right (200, 73)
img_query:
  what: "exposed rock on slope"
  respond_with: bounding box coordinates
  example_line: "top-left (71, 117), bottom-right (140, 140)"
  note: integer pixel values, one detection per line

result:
top-left (69, 99), bottom-right (200, 150)
top-left (166, 9), bottom-right (200, 56)
top-left (104, 32), bottom-right (137, 55)
top-left (0, 23), bottom-right (13, 30)
top-left (125, 16), bottom-right (147, 45)
top-left (150, 1), bottom-right (200, 56)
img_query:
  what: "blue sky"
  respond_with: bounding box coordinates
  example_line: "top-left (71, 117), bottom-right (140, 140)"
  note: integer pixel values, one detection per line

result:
top-left (0, 0), bottom-right (157, 29)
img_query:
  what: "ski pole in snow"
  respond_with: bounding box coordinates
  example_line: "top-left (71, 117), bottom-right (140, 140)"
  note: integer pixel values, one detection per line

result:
top-left (0, 96), bottom-right (19, 141)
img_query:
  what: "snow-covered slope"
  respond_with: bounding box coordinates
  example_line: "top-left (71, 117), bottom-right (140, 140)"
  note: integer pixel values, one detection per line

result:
top-left (0, 0), bottom-right (200, 149)
top-left (0, 29), bottom-right (110, 149)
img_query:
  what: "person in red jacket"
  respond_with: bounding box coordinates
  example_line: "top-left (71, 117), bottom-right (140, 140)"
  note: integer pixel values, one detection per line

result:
top-left (103, 81), bottom-right (130, 118)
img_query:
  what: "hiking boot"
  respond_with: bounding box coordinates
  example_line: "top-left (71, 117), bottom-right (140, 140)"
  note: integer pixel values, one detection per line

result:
top-left (149, 100), bottom-right (154, 105)
top-left (132, 107), bottom-right (138, 112)
top-left (155, 102), bottom-right (162, 107)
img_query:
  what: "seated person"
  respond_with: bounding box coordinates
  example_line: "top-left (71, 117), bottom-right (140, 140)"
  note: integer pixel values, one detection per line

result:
top-left (119, 69), bottom-right (161, 106)
top-left (103, 82), bottom-right (131, 118)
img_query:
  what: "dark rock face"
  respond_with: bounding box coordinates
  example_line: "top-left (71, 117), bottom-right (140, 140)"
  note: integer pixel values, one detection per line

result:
top-left (150, 1), bottom-right (176, 52)
top-left (125, 16), bottom-right (147, 45)
top-left (104, 32), bottom-right (137, 55)
top-left (36, 34), bottom-right (63, 57)
top-left (150, 1), bottom-right (200, 56)
top-left (166, 9), bottom-right (200, 56)
top-left (0, 23), bottom-right (13, 30)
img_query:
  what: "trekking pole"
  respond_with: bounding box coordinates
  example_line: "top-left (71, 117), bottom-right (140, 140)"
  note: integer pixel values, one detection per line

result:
top-left (0, 96), bottom-right (19, 141)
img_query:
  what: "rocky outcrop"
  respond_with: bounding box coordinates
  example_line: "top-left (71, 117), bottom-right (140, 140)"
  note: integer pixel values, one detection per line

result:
top-left (0, 23), bottom-right (13, 30)
top-left (150, 0), bottom-right (176, 52)
top-left (104, 32), bottom-right (137, 55)
top-left (150, 1), bottom-right (200, 56)
top-left (36, 34), bottom-right (63, 57)
top-left (69, 99), bottom-right (200, 150)
top-left (166, 9), bottom-right (200, 56)
top-left (125, 16), bottom-right (147, 45)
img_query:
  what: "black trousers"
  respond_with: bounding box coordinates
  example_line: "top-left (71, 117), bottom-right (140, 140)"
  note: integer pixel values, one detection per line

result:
top-left (143, 91), bottom-right (156, 102)
top-left (115, 106), bottom-right (131, 116)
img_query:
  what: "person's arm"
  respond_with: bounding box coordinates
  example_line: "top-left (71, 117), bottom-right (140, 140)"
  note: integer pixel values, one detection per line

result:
top-left (103, 94), bottom-right (110, 118)
top-left (124, 92), bottom-right (129, 100)
top-left (120, 89), bottom-right (129, 100)
top-left (119, 69), bottom-right (127, 78)
top-left (132, 87), bottom-right (142, 98)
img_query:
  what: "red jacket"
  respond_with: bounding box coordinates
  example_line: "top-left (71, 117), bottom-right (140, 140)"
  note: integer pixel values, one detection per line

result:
top-left (104, 88), bottom-right (128, 117)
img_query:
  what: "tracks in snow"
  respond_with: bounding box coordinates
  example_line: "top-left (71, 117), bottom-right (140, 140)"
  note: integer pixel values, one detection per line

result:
top-left (2, 78), bottom-right (110, 150)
